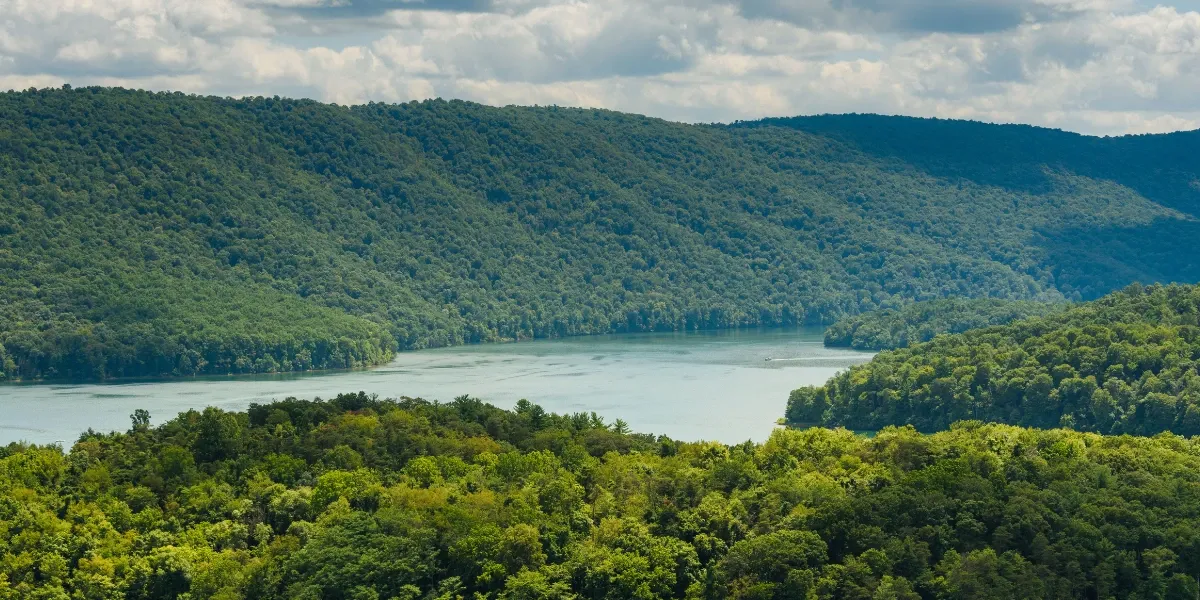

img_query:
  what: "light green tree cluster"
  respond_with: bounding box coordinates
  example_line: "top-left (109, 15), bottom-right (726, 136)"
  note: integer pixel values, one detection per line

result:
top-left (6, 393), bottom-right (1200, 598)
top-left (791, 284), bottom-right (1200, 435)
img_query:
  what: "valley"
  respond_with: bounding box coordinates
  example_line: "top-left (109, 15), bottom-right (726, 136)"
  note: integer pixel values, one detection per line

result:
top-left (4, 87), bottom-right (1200, 600)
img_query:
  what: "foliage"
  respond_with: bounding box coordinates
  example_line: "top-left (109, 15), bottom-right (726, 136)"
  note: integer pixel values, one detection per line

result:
top-left (4, 88), bottom-right (1200, 380)
top-left (824, 298), bottom-right (1065, 351)
top-left (8, 395), bottom-right (1200, 598)
top-left (789, 283), bottom-right (1200, 435)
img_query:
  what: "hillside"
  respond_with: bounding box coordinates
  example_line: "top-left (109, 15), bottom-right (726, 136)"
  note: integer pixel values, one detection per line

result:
top-left (787, 284), bottom-right (1200, 435)
top-left (7, 393), bottom-right (1200, 599)
top-left (824, 298), bottom-right (1066, 351)
top-left (3, 87), bottom-right (1200, 381)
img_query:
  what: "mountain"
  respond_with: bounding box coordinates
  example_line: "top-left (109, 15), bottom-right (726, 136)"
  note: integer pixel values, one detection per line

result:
top-left (787, 283), bottom-right (1200, 435)
top-left (2, 87), bottom-right (1199, 381)
top-left (823, 298), bottom-right (1066, 351)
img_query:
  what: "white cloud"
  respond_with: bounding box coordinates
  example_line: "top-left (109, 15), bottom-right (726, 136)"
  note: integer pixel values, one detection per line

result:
top-left (0, 0), bottom-right (1197, 134)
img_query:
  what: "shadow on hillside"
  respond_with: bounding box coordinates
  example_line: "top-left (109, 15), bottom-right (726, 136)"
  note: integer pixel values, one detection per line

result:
top-left (1030, 217), bottom-right (1200, 299)
top-left (736, 115), bottom-right (1200, 218)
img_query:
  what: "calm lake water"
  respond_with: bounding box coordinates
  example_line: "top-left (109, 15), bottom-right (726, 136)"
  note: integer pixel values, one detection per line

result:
top-left (0, 328), bottom-right (873, 446)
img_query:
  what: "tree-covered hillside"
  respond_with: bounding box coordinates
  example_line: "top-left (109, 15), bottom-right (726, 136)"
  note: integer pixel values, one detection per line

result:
top-left (739, 114), bottom-right (1200, 299)
top-left (824, 298), bottom-right (1065, 351)
top-left (788, 284), bottom-right (1200, 435)
top-left (8, 394), bottom-right (1200, 599)
top-left (3, 87), bottom-right (1200, 381)
top-left (740, 114), bottom-right (1200, 218)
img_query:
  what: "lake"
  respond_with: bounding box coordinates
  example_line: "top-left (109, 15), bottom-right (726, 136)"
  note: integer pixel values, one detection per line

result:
top-left (0, 328), bottom-right (873, 446)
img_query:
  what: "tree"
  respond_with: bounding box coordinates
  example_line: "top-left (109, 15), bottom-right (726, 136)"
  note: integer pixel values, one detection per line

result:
top-left (130, 409), bottom-right (151, 432)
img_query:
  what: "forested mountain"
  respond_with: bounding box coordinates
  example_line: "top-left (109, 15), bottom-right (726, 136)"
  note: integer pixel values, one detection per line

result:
top-left (740, 114), bottom-right (1200, 218)
top-left (8, 393), bottom-right (1200, 599)
top-left (824, 298), bottom-right (1065, 351)
top-left (3, 87), bottom-right (1200, 381)
top-left (787, 284), bottom-right (1200, 435)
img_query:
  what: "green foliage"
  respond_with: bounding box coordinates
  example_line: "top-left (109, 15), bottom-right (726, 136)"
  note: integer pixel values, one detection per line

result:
top-left (824, 298), bottom-right (1065, 351)
top-left (8, 396), bottom-right (1200, 598)
top-left (4, 87), bottom-right (1200, 381)
top-left (790, 283), bottom-right (1200, 435)
top-left (744, 114), bottom-right (1200, 219)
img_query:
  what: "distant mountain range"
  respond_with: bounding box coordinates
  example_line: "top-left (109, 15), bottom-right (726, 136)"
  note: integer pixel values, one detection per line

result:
top-left (1, 87), bottom-right (1197, 380)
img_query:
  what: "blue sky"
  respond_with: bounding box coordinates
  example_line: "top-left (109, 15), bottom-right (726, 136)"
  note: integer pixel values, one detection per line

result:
top-left (2, 0), bottom-right (1199, 134)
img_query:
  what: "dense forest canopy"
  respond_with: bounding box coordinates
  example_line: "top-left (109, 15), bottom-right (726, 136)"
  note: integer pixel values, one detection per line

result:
top-left (3, 87), bottom-right (1200, 381)
top-left (8, 394), bottom-right (1200, 599)
top-left (787, 284), bottom-right (1200, 435)
top-left (742, 114), bottom-right (1200, 220)
top-left (824, 298), bottom-right (1066, 351)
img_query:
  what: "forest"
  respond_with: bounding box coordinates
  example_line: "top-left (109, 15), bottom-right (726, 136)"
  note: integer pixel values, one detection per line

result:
top-left (3, 86), bottom-right (1200, 381)
top-left (787, 283), bottom-right (1200, 435)
top-left (8, 392), bottom-right (1200, 599)
top-left (823, 298), bottom-right (1064, 351)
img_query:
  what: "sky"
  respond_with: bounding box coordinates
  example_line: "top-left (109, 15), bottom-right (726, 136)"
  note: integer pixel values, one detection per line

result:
top-left (2, 0), bottom-right (1199, 134)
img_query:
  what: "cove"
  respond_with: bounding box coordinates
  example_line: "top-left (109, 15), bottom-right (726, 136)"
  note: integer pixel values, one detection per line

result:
top-left (0, 327), bottom-right (873, 446)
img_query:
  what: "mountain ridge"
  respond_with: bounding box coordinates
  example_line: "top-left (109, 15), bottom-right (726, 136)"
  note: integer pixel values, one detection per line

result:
top-left (1, 86), bottom-right (1197, 381)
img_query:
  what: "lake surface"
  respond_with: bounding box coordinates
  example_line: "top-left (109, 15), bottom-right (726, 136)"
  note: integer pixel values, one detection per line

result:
top-left (0, 328), bottom-right (873, 446)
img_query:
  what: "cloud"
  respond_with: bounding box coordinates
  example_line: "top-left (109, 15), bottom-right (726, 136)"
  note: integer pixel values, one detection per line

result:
top-left (0, 0), bottom-right (1197, 134)
top-left (733, 0), bottom-right (1130, 35)
top-left (262, 0), bottom-right (497, 19)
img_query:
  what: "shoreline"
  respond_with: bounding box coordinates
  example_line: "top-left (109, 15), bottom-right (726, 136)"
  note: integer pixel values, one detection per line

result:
top-left (1, 323), bottom-right (834, 386)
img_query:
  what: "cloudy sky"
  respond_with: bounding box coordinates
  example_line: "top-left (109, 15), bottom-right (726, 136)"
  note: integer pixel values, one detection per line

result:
top-left (2, 0), bottom-right (1199, 134)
